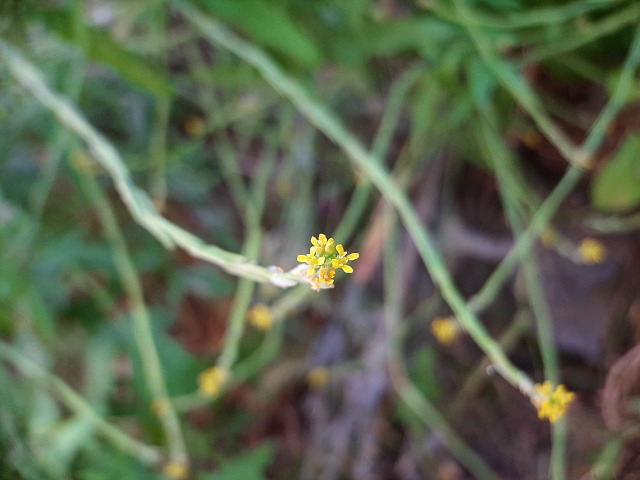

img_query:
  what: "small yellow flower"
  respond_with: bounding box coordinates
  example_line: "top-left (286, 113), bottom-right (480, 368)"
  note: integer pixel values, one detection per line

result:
top-left (297, 234), bottom-right (359, 291)
top-left (532, 381), bottom-right (575, 423)
top-left (198, 366), bottom-right (227, 397)
top-left (308, 367), bottom-right (330, 390)
top-left (430, 316), bottom-right (460, 345)
top-left (578, 237), bottom-right (606, 265)
top-left (163, 461), bottom-right (188, 480)
top-left (248, 303), bottom-right (273, 331)
top-left (331, 244), bottom-right (360, 274)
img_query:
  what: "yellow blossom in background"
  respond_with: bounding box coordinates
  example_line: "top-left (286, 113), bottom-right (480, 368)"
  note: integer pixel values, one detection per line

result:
top-left (184, 115), bottom-right (206, 137)
top-left (308, 367), bottom-right (330, 390)
top-left (578, 237), bottom-right (606, 265)
top-left (523, 129), bottom-right (542, 149)
top-left (151, 398), bottom-right (169, 417)
top-left (248, 303), bottom-right (273, 331)
top-left (163, 461), bottom-right (188, 480)
top-left (532, 381), bottom-right (575, 423)
top-left (431, 316), bottom-right (460, 345)
top-left (198, 366), bottom-right (227, 397)
top-left (297, 234), bottom-right (359, 291)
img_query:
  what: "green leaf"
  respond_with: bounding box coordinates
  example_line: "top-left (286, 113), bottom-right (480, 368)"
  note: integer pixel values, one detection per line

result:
top-left (360, 18), bottom-right (457, 58)
top-left (468, 59), bottom-right (496, 112)
top-left (199, 442), bottom-right (274, 480)
top-left (38, 10), bottom-right (173, 98)
top-left (591, 134), bottom-right (640, 212)
top-left (201, 0), bottom-right (322, 68)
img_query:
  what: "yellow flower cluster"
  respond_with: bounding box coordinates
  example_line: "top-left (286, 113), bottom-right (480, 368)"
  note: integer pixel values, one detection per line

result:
top-left (297, 234), bottom-right (359, 291)
top-left (430, 316), bottom-right (460, 345)
top-left (198, 366), bottom-right (227, 397)
top-left (532, 381), bottom-right (575, 423)
top-left (578, 237), bottom-right (606, 265)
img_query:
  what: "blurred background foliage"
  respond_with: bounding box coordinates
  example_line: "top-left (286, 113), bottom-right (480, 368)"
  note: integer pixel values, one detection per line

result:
top-left (1, 0), bottom-right (640, 479)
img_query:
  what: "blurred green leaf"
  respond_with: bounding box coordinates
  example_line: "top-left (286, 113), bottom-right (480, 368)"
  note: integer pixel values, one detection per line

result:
top-left (199, 441), bottom-right (274, 480)
top-left (468, 59), bottom-right (496, 112)
top-left (78, 446), bottom-right (162, 480)
top-left (39, 417), bottom-right (95, 478)
top-left (591, 134), bottom-right (640, 212)
top-left (201, 0), bottom-right (322, 68)
top-left (38, 10), bottom-right (173, 98)
top-left (361, 18), bottom-right (458, 58)
top-left (409, 346), bottom-right (441, 402)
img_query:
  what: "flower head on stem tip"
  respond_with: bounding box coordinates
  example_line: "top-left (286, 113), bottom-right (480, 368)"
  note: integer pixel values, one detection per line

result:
top-left (297, 234), bottom-right (359, 291)
top-left (431, 316), bottom-right (460, 345)
top-left (198, 366), bottom-right (227, 397)
top-left (532, 381), bottom-right (575, 423)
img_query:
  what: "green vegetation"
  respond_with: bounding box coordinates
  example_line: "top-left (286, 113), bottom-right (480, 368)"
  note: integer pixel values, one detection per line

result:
top-left (1, 0), bottom-right (639, 478)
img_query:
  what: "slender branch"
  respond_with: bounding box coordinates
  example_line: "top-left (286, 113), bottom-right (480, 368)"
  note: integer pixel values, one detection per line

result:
top-left (76, 169), bottom-right (188, 468)
top-left (0, 41), bottom-right (302, 289)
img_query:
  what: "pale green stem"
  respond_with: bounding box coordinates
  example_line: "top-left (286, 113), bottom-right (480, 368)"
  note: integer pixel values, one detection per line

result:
top-left (523, 4), bottom-right (640, 65)
top-left (469, 24), bottom-right (640, 315)
top-left (217, 147), bottom-right (274, 373)
top-left (148, 7), bottom-right (170, 211)
top-left (0, 340), bottom-right (162, 467)
top-left (335, 64), bottom-right (423, 242)
top-left (176, 1), bottom-right (535, 395)
top-left (76, 170), bottom-right (187, 468)
top-left (383, 210), bottom-right (499, 480)
top-left (478, 117), bottom-right (566, 478)
top-left (451, 0), bottom-right (584, 167)
top-left (0, 41), bottom-right (302, 288)
top-left (432, 0), bottom-right (623, 29)
top-left (450, 312), bottom-right (530, 418)
top-left (149, 98), bottom-right (170, 211)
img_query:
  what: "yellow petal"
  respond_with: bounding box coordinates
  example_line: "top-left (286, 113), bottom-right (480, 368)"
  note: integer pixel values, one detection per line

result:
top-left (307, 267), bottom-right (316, 276)
top-left (311, 236), bottom-right (319, 247)
top-left (331, 259), bottom-right (340, 267)
top-left (310, 246), bottom-right (316, 255)
top-left (317, 256), bottom-right (326, 265)
top-left (341, 265), bottom-right (353, 273)
top-left (347, 252), bottom-right (359, 260)
top-left (319, 233), bottom-right (327, 244)
top-left (297, 255), bottom-right (308, 262)
top-left (336, 244), bottom-right (345, 256)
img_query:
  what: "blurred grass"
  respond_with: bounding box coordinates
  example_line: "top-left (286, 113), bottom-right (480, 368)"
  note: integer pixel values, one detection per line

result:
top-left (1, 0), bottom-right (639, 478)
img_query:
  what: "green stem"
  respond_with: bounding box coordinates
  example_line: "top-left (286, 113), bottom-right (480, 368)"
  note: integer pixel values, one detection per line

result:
top-left (217, 147), bottom-right (274, 371)
top-left (334, 64), bottom-right (423, 243)
top-left (469, 24), bottom-right (640, 315)
top-left (0, 41), bottom-right (302, 288)
top-left (76, 169), bottom-right (187, 468)
top-left (177, 0), bottom-right (534, 395)
top-left (383, 210), bottom-right (499, 480)
top-left (478, 116), bottom-right (565, 478)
